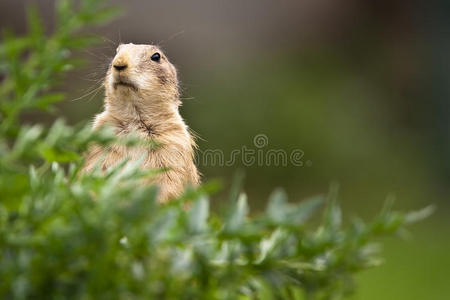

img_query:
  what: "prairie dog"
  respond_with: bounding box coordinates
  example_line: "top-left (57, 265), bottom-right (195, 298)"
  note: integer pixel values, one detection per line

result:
top-left (82, 43), bottom-right (200, 202)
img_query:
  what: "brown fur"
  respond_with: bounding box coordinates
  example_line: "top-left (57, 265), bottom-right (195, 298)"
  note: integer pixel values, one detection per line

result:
top-left (82, 43), bottom-right (200, 202)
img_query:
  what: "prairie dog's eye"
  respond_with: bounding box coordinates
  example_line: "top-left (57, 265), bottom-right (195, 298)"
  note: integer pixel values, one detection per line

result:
top-left (151, 52), bottom-right (161, 62)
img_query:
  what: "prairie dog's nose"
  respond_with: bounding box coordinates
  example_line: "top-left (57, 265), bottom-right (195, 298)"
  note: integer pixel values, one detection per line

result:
top-left (113, 57), bottom-right (128, 71)
top-left (113, 64), bottom-right (127, 71)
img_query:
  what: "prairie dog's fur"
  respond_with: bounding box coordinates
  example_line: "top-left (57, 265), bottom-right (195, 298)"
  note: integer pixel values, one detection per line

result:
top-left (82, 43), bottom-right (200, 202)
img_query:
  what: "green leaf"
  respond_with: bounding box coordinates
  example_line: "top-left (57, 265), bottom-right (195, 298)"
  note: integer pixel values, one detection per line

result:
top-left (224, 192), bottom-right (249, 233)
top-left (266, 188), bottom-right (288, 223)
top-left (56, 0), bottom-right (74, 28)
top-left (405, 205), bottom-right (435, 224)
top-left (28, 166), bottom-right (40, 191)
top-left (324, 182), bottom-right (341, 229)
top-left (11, 125), bottom-right (43, 158)
top-left (292, 195), bottom-right (324, 224)
top-left (63, 35), bottom-right (100, 49)
top-left (256, 229), bottom-right (286, 263)
top-left (35, 93), bottom-right (65, 111)
top-left (40, 147), bottom-right (79, 162)
top-left (88, 7), bottom-right (122, 24)
top-left (229, 169), bottom-right (245, 202)
top-left (26, 5), bottom-right (44, 42)
top-left (267, 188), bottom-right (323, 226)
top-left (188, 196), bottom-right (209, 234)
top-left (149, 210), bottom-right (179, 244)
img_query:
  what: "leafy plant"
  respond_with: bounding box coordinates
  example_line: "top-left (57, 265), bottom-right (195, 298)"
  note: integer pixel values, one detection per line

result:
top-left (0, 1), bottom-right (433, 299)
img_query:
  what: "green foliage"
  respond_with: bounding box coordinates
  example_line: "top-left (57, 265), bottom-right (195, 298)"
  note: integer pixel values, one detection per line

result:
top-left (0, 1), bottom-right (433, 299)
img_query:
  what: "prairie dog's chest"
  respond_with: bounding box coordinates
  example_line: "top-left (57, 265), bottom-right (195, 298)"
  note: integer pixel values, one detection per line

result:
top-left (115, 120), bottom-right (156, 139)
top-left (107, 121), bottom-right (157, 160)
top-left (111, 120), bottom-right (187, 159)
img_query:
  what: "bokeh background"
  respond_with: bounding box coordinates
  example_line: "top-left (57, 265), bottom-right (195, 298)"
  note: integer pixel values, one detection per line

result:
top-left (2, 0), bottom-right (449, 298)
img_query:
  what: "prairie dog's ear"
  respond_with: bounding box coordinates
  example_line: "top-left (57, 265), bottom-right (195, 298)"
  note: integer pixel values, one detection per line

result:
top-left (116, 44), bottom-right (124, 53)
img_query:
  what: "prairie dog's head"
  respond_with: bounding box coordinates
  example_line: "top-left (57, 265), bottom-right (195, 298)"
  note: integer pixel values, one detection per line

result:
top-left (105, 43), bottom-right (179, 103)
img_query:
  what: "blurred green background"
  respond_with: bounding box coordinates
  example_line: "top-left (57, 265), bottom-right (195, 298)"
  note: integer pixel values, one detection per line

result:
top-left (2, 0), bottom-right (449, 298)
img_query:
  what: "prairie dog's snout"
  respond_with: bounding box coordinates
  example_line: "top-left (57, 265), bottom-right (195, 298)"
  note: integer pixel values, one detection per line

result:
top-left (113, 58), bottom-right (128, 71)
top-left (112, 49), bottom-right (132, 73)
